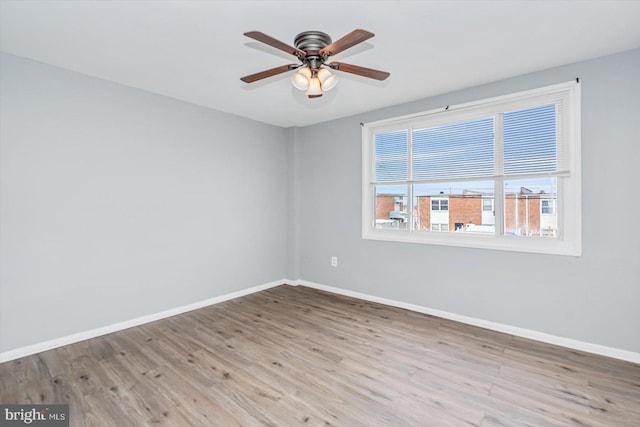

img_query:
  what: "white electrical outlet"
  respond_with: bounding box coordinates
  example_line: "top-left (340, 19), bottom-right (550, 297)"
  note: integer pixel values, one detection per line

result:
top-left (331, 256), bottom-right (338, 267)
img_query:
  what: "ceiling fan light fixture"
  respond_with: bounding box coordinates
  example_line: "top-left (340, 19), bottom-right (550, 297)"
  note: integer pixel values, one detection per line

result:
top-left (317, 68), bottom-right (338, 92)
top-left (305, 77), bottom-right (322, 97)
top-left (291, 67), bottom-right (312, 91)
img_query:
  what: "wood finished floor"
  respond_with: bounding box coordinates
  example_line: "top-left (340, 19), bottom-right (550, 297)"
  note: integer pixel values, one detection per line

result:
top-left (1, 285), bottom-right (639, 426)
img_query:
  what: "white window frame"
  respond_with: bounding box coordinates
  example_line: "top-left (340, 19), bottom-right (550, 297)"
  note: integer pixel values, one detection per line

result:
top-left (362, 81), bottom-right (581, 256)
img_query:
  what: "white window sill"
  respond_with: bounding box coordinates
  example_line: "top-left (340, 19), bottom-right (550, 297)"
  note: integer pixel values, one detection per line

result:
top-left (363, 229), bottom-right (582, 256)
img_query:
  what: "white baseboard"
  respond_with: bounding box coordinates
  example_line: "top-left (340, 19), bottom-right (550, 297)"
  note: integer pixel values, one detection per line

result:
top-left (0, 279), bottom-right (288, 363)
top-left (3, 278), bottom-right (638, 365)
top-left (294, 279), bottom-right (640, 364)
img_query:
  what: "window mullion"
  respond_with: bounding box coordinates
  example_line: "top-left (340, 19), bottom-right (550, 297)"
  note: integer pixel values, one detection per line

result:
top-left (369, 131), bottom-right (376, 183)
top-left (408, 126), bottom-right (413, 181)
top-left (407, 126), bottom-right (414, 232)
top-left (494, 112), bottom-right (505, 236)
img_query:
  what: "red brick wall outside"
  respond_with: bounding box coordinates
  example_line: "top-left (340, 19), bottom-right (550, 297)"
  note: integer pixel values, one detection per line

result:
top-left (376, 195), bottom-right (395, 220)
top-left (376, 195), bottom-right (406, 219)
top-left (416, 196), bottom-right (431, 230)
top-left (449, 196), bottom-right (482, 231)
top-left (505, 195), bottom-right (542, 236)
top-left (416, 195), bottom-right (484, 231)
top-left (528, 198), bottom-right (541, 234)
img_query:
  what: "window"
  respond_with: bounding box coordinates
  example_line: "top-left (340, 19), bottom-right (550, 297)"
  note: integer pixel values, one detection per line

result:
top-left (431, 198), bottom-right (448, 211)
top-left (541, 199), bottom-right (556, 215)
top-left (362, 82), bottom-right (581, 256)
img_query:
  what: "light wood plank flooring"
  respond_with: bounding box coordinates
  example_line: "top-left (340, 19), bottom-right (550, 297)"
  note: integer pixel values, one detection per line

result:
top-left (1, 285), bottom-right (639, 426)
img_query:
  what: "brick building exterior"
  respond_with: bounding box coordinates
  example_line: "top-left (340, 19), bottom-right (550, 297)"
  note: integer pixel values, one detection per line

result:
top-left (376, 188), bottom-right (556, 236)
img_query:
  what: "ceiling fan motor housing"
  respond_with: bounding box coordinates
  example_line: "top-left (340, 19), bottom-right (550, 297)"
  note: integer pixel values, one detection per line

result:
top-left (294, 31), bottom-right (332, 55)
top-left (294, 31), bottom-right (332, 70)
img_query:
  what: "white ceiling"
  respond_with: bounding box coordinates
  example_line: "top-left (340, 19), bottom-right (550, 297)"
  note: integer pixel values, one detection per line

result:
top-left (2, 1), bottom-right (640, 128)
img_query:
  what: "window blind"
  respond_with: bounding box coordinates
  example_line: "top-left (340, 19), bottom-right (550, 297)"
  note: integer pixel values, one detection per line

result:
top-left (412, 117), bottom-right (494, 180)
top-left (503, 103), bottom-right (563, 175)
top-left (375, 130), bottom-right (408, 182)
top-left (375, 102), bottom-right (566, 183)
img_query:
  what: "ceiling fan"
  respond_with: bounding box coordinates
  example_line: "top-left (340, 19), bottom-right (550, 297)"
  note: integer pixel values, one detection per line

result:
top-left (240, 29), bottom-right (390, 98)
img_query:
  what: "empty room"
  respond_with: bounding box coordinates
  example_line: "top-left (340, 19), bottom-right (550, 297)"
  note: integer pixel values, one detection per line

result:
top-left (1, 1), bottom-right (639, 426)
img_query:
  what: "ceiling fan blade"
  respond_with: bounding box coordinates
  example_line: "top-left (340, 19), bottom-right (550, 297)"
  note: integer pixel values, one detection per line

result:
top-left (319, 29), bottom-right (375, 57)
top-left (328, 62), bottom-right (390, 81)
top-left (240, 64), bottom-right (299, 83)
top-left (244, 31), bottom-right (306, 58)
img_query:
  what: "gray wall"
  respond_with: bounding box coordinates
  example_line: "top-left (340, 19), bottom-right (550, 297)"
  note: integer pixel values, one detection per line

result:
top-left (294, 48), bottom-right (640, 353)
top-left (0, 53), bottom-right (288, 352)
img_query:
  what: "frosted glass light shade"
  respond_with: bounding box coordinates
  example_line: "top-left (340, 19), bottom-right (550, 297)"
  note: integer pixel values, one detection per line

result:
top-left (291, 67), bottom-right (312, 91)
top-left (305, 77), bottom-right (322, 96)
top-left (318, 68), bottom-right (338, 92)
